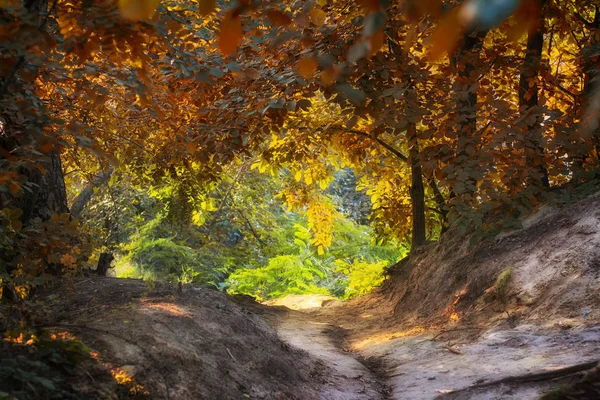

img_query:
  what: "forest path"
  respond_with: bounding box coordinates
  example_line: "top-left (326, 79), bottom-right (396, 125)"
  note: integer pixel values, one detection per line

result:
top-left (269, 295), bottom-right (600, 400)
top-left (275, 309), bottom-right (390, 399)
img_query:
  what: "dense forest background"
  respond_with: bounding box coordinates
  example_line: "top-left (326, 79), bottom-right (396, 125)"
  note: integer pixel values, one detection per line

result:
top-left (2, 0), bottom-right (600, 302)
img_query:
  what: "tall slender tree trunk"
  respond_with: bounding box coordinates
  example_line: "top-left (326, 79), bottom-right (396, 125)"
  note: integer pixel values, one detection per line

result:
top-left (409, 126), bottom-right (426, 248)
top-left (519, 0), bottom-right (550, 189)
top-left (579, 6), bottom-right (600, 175)
top-left (451, 28), bottom-right (488, 204)
top-left (404, 79), bottom-right (426, 248)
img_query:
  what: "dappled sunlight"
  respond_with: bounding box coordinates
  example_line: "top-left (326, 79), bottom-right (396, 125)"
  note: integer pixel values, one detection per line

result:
top-left (352, 326), bottom-right (427, 351)
top-left (110, 367), bottom-right (147, 396)
top-left (264, 294), bottom-right (336, 310)
top-left (3, 330), bottom-right (75, 346)
top-left (445, 286), bottom-right (468, 323)
top-left (141, 301), bottom-right (191, 317)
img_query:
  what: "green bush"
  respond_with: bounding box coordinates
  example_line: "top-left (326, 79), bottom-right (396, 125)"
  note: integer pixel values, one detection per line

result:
top-left (334, 259), bottom-right (389, 299)
top-left (123, 237), bottom-right (204, 284)
top-left (226, 254), bottom-right (329, 300)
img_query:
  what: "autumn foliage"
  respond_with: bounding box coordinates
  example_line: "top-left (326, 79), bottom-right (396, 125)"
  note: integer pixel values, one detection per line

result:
top-left (2, 0), bottom-right (600, 299)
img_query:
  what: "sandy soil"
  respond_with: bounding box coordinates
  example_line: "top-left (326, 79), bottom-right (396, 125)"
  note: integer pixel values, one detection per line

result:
top-left (276, 311), bottom-right (387, 399)
top-left (269, 298), bottom-right (599, 400)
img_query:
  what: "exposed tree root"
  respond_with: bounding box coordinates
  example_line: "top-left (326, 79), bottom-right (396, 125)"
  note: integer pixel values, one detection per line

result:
top-left (441, 360), bottom-right (599, 396)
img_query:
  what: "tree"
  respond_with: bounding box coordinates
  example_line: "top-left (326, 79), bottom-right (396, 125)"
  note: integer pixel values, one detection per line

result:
top-left (518, 0), bottom-right (550, 189)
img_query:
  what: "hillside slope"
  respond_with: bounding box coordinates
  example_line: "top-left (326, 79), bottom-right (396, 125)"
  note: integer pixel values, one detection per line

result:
top-left (322, 186), bottom-right (600, 333)
top-left (309, 186), bottom-right (600, 399)
top-left (3, 278), bottom-right (387, 400)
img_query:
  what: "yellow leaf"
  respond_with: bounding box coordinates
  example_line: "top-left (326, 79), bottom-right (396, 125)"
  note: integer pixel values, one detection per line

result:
top-left (305, 173), bottom-right (313, 185)
top-left (198, 0), bottom-right (216, 16)
top-left (317, 245), bottom-right (325, 256)
top-left (295, 170), bottom-right (302, 182)
top-left (297, 57), bottom-right (318, 78)
top-left (319, 180), bottom-right (328, 190)
top-left (118, 0), bottom-right (160, 21)
top-left (218, 13), bottom-right (243, 55)
top-left (309, 8), bottom-right (327, 26)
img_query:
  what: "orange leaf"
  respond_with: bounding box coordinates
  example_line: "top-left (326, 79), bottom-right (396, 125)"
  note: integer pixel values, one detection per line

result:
top-left (429, 8), bottom-right (463, 61)
top-left (369, 29), bottom-right (385, 56)
top-left (218, 13), bottom-right (243, 55)
top-left (118, 0), bottom-right (160, 21)
top-left (297, 57), bottom-right (318, 78)
top-left (321, 66), bottom-right (339, 86)
top-left (198, 0), bottom-right (216, 16)
top-left (9, 182), bottom-right (20, 195)
top-left (267, 10), bottom-right (292, 27)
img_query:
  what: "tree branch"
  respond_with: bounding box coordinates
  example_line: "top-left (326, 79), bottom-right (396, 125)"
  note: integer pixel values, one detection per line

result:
top-left (337, 127), bottom-right (409, 162)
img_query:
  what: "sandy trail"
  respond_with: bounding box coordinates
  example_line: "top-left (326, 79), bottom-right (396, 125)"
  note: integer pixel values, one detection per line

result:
top-left (272, 297), bottom-right (600, 400)
top-left (276, 311), bottom-right (388, 400)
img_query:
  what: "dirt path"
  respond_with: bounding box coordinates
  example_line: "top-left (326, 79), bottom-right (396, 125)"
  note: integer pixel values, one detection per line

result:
top-left (270, 296), bottom-right (600, 400)
top-left (276, 310), bottom-right (389, 400)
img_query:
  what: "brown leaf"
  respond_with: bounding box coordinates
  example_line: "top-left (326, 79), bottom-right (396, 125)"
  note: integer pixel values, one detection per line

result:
top-left (40, 143), bottom-right (53, 153)
top-left (118, 0), bottom-right (160, 21)
top-left (267, 10), bottom-right (292, 27)
top-left (416, 0), bottom-right (441, 18)
top-left (356, 0), bottom-right (381, 12)
top-left (198, 0), bottom-right (216, 16)
top-left (297, 57), bottom-right (318, 78)
top-left (186, 141), bottom-right (198, 154)
top-left (369, 29), bottom-right (385, 56)
top-left (321, 66), bottom-right (339, 86)
top-left (218, 13), bottom-right (243, 55)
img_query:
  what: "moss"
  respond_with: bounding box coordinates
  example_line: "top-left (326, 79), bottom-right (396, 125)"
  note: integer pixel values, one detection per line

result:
top-left (483, 267), bottom-right (512, 303)
top-left (495, 267), bottom-right (512, 302)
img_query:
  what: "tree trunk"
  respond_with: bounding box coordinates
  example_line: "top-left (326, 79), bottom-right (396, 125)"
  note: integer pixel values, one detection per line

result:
top-left (426, 172), bottom-right (448, 233)
top-left (1, 0), bottom-right (67, 303)
top-left (578, 6), bottom-right (600, 175)
top-left (70, 168), bottom-right (113, 220)
top-left (519, 0), bottom-right (550, 189)
top-left (0, 151), bottom-right (69, 224)
top-left (96, 252), bottom-right (115, 276)
top-left (451, 28), bottom-right (488, 203)
top-left (409, 123), bottom-right (426, 248)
